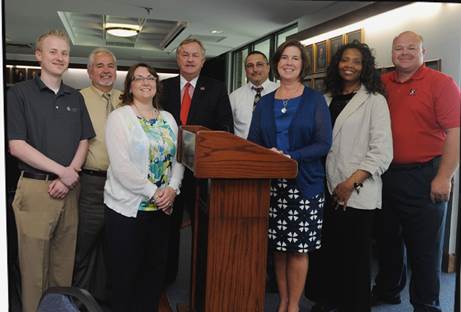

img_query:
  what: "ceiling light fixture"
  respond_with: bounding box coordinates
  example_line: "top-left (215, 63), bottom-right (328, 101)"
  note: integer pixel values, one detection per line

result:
top-left (210, 30), bottom-right (223, 34)
top-left (106, 23), bottom-right (141, 37)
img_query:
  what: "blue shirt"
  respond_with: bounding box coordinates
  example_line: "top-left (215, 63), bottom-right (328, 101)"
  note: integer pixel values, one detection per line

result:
top-left (274, 96), bottom-right (302, 153)
top-left (248, 87), bottom-right (332, 198)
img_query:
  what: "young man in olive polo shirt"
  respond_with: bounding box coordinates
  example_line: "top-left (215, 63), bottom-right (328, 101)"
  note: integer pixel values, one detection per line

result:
top-left (73, 48), bottom-right (122, 301)
top-left (7, 30), bottom-right (95, 312)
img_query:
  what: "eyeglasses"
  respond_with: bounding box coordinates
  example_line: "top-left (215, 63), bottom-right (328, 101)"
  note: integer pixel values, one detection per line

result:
top-left (245, 62), bottom-right (268, 69)
top-left (132, 76), bottom-right (156, 82)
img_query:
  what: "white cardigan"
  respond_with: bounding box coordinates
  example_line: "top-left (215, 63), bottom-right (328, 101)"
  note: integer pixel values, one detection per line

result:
top-left (104, 105), bottom-right (185, 217)
top-left (325, 85), bottom-right (393, 210)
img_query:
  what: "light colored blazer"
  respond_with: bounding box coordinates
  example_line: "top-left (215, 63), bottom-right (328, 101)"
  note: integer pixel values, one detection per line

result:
top-left (104, 105), bottom-right (185, 217)
top-left (325, 85), bottom-right (393, 210)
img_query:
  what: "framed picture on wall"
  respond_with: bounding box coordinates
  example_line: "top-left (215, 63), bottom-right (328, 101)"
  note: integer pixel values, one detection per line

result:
top-left (425, 59), bottom-right (441, 71)
top-left (315, 41), bottom-right (327, 73)
top-left (328, 35), bottom-right (344, 63)
top-left (313, 77), bottom-right (325, 92)
top-left (13, 67), bottom-right (26, 83)
top-left (304, 44), bottom-right (314, 75)
top-left (377, 59), bottom-right (441, 78)
top-left (346, 29), bottom-right (363, 44)
top-left (377, 66), bottom-right (393, 77)
top-left (303, 78), bottom-right (314, 89)
top-left (5, 67), bottom-right (12, 84)
top-left (27, 68), bottom-right (40, 80)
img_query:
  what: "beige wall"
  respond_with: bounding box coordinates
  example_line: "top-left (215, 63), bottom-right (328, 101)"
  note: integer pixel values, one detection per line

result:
top-left (363, 3), bottom-right (461, 255)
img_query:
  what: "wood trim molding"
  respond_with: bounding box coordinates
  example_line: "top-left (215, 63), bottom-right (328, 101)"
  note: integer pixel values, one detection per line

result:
top-left (288, 2), bottom-right (411, 42)
top-left (443, 253), bottom-right (458, 273)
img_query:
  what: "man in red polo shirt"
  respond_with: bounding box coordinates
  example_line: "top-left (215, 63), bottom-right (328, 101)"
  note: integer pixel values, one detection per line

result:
top-left (372, 31), bottom-right (460, 312)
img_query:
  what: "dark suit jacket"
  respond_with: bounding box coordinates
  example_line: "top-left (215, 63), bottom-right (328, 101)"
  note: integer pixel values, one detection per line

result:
top-left (159, 75), bottom-right (234, 132)
top-left (159, 74), bottom-right (234, 213)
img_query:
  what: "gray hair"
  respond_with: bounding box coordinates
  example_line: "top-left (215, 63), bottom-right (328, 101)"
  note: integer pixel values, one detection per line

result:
top-left (87, 48), bottom-right (117, 69)
top-left (176, 38), bottom-right (206, 57)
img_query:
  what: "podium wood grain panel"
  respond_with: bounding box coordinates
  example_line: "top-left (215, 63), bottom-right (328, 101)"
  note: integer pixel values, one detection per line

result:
top-left (192, 179), bottom-right (269, 312)
top-left (194, 131), bottom-right (297, 179)
top-left (179, 126), bottom-right (297, 312)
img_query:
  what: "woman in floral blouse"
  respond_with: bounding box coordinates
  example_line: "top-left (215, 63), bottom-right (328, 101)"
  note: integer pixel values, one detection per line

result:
top-left (104, 63), bottom-right (184, 312)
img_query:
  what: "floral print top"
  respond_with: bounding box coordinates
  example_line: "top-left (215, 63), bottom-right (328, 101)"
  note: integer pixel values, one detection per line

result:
top-left (137, 115), bottom-right (176, 211)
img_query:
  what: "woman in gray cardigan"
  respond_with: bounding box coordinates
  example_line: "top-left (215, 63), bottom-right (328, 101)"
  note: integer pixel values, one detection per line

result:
top-left (308, 42), bottom-right (393, 312)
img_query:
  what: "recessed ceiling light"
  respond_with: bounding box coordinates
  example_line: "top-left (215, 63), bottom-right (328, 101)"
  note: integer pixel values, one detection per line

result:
top-left (106, 23), bottom-right (141, 37)
top-left (210, 30), bottom-right (223, 34)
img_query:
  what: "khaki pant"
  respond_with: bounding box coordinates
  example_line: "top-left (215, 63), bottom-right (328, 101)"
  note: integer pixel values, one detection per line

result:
top-left (12, 176), bottom-right (79, 312)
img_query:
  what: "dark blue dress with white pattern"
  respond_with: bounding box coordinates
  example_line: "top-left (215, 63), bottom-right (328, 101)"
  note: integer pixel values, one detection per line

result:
top-left (269, 179), bottom-right (324, 253)
top-left (268, 97), bottom-right (324, 253)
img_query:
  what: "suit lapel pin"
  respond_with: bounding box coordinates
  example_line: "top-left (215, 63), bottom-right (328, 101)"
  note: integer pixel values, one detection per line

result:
top-left (200, 86), bottom-right (205, 91)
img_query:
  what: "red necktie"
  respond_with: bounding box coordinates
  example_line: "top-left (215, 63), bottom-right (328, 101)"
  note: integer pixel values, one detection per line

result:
top-left (180, 83), bottom-right (192, 125)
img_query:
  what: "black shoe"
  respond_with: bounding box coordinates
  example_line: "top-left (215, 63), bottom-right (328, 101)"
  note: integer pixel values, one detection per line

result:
top-left (370, 292), bottom-right (401, 306)
top-left (310, 303), bottom-right (338, 312)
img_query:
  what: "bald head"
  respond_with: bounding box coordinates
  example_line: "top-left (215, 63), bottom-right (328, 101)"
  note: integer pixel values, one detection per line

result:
top-left (392, 31), bottom-right (424, 47)
top-left (392, 31), bottom-right (425, 77)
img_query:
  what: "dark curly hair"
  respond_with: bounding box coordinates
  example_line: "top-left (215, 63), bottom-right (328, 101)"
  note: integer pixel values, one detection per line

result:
top-left (272, 40), bottom-right (309, 81)
top-left (120, 63), bottom-right (162, 109)
top-left (325, 41), bottom-right (384, 97)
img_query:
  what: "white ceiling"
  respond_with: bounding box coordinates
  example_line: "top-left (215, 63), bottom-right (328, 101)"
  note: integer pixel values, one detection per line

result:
top-left (5, 0), bottom-right (370, 68)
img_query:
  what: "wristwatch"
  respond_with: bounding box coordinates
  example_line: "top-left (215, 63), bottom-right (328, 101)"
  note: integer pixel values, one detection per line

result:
top-left (148, 194), bottom-right (157, 204)
top-left (353, 182), bottom-right (363, 194)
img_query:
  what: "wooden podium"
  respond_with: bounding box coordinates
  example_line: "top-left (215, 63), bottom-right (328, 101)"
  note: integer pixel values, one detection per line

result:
top-left (178, 126), bottom-right (297, 312)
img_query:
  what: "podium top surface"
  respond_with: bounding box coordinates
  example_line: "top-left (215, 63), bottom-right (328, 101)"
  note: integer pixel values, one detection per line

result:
top-left (179, 126), bottom-right (297, 179)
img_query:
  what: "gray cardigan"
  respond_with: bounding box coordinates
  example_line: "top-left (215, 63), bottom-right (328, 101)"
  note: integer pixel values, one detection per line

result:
top-left (325, 85), bottom-right (393, 210)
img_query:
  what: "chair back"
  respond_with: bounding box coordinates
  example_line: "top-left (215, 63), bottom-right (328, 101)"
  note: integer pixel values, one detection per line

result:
top-left (37, 287), bottom-right (103, 312)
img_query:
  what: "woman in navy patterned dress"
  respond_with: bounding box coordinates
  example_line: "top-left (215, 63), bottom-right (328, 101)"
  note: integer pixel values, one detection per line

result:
top-left (248, 40), bottom-right (332, 312)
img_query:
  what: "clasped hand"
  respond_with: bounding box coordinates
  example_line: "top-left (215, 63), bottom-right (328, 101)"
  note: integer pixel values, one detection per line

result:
top-left (48, 179), bottom-right (70, 199)
top-left (332, 178), bottom-right (354, 210)
top-left (270, 147), bottom-right (291, 158)
top-left (59, 166), bottom-right (80, 189)
top-left (151, 187), bottom-right (177, 215)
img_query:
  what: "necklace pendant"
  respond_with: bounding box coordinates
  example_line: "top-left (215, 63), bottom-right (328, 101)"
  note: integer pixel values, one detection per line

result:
top-left (281, 99), bottom-right (289, 114)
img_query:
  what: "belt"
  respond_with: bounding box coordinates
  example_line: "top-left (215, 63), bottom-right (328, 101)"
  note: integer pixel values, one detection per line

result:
top-left (389, 156), bottom-right (441, 171)
top-left (22, 171), bottom-right (58, 181)
top-left (81, 169), bottom-right (107, 177)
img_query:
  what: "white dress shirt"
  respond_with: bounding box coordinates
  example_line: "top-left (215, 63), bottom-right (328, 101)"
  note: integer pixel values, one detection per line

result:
top-left (229, 79), bottom-right (278, 138)
top-left (180, 75), bottom-right (198, 99)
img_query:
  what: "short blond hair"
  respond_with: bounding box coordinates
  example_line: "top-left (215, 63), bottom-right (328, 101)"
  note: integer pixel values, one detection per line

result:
top-left (176, 38), bottom-right (206, 57)
top-left (35, 30), bottom-right (70, 51)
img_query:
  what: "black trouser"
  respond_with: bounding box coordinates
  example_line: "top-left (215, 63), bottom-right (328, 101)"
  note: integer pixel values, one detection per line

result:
top-left (306, 192), bottom-right (374, 312)
top-left (105, 207), bottom-right (170, 312)
top-left (164, 170), bottom-right (197, 286)
top-left (73, 173), bottom-right (107, 301)
top-left (373, 159), bottom-right (446, 312)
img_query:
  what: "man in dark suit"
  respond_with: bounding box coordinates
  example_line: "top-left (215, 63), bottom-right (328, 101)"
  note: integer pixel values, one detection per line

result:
top-left (160, 37), bottom-right (234, 286)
